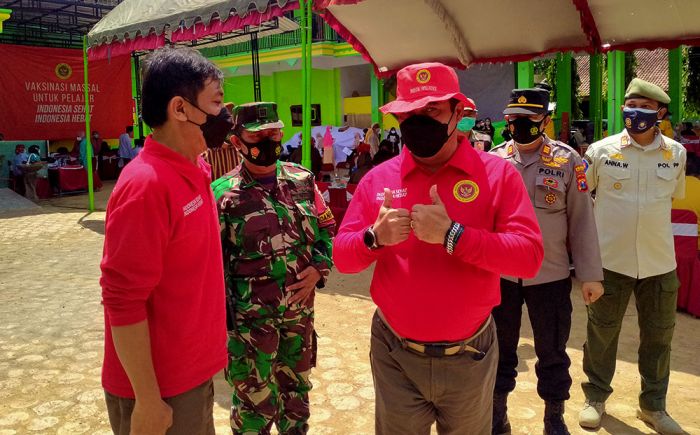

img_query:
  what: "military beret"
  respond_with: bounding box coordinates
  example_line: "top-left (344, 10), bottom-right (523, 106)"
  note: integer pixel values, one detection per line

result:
top-left (624, 78), bottom-right (670, 105)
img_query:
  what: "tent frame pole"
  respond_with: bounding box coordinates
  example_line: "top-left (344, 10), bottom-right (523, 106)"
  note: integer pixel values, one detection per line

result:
top-left (516, 61), bottom-right (534, 88)
top-left (251, 32), bottom-right (262, 102)
top-left (301, 0), bottom-right (313, 170)
top-left (607, 50), bottom-right (625, 135)
top-left (589, 52), bottom-right (604, 142)
top-left (668, 47), bottom-right (683, 125)
top-left (83, 35), bottom-right (95, 212)
top-left (555, 52), bottom-right (573, 142)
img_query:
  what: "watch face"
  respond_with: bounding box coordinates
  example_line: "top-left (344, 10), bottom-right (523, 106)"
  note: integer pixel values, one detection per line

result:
top-left (363, 228), bottom-right (376, 248)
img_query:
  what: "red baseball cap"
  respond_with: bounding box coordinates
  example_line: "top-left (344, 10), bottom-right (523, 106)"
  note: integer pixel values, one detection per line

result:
top-left (464, 98), bottom-right (477, 112)
top-left (380, 62), bottom-right (469, 114)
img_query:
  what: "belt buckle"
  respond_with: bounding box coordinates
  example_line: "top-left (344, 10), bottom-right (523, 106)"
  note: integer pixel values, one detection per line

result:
top-left (422, 343), bottom-right (445, 358)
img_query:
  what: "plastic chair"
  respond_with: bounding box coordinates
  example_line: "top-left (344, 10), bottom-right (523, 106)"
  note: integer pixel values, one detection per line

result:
top-left (672, 209), bottom-right (699, 311)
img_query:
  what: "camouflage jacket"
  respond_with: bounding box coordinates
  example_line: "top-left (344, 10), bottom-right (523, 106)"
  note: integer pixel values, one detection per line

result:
top-left (212, 161), bottom-right (335, 317)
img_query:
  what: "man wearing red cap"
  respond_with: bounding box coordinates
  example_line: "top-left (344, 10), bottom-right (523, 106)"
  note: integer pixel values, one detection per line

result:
top-left (333, 62), bottom-right (544, 434)
top-left (456, 98), bottom-right (492, 151)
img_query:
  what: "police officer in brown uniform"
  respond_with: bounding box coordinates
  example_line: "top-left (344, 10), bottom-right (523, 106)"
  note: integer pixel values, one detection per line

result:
top-left (490, 88), bottom-right (604, 435)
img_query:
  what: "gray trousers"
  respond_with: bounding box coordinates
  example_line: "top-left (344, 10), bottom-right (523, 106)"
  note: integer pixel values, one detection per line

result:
top-left (104, 378), bottom-right (215, 435)
top-left (370, 311), bottom-right (498, 435)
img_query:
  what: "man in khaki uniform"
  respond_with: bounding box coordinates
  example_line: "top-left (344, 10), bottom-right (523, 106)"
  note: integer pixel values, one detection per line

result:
top-left (490, 88), bottom-right (604, 435)
top-left (579, 78), bottom-right (687, 435)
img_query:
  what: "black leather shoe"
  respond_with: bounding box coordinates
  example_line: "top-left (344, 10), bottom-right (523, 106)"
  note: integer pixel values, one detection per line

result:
top-left (492, 393), bottom-right (511, 435)
top-left (544, 401), bottom-right (570, 435)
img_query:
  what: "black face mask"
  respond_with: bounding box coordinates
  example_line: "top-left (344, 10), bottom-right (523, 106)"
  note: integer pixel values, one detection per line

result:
top-left (399, 110), bottom-right (456, 158)
top-left (185, 101), bottom-right (234, 149)
top-left (238, 136), bottom-right (282, 167)
top-left (508, 117), bottom-right (544, 145)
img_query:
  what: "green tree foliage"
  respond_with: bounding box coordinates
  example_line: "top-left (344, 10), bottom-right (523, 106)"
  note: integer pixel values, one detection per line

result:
top-left (625, 52), bottom-right (638, 87)
top-left (685, 46), bottom-right (700, 119)
top-left (533, 56), bottom-right (582, 119)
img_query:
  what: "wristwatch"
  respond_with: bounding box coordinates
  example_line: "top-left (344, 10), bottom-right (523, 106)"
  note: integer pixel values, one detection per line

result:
top-left (363, 226), bottom-right (381, 250)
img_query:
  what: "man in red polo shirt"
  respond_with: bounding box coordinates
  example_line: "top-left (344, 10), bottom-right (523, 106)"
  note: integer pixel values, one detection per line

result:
top-left (333, 62), bottom-right (544, 434)
top-left (100, 47), bottom-right (231, 434)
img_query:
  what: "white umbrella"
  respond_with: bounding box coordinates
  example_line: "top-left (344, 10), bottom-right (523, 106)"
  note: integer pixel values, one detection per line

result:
top-left (315, 0), bottom-right (700, 77)
top-left (87, 0), bottom-right (298, 58)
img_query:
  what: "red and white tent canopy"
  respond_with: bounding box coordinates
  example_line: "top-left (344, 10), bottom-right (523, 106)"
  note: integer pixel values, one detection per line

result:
top-left (315, 0), bottom-right (700, 77)
top-left (87, 0), bottom-right (298, 60)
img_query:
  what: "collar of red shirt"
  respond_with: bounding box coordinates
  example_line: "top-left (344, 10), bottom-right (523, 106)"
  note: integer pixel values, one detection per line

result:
top-left (400, 136), bottom-right (476, 178)
top-left (142, 135), bottom-right (211, 185)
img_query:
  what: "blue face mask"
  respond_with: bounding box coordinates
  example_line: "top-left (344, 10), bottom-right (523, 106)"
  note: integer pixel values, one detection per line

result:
top-left (623, 107), bottom-right (659, 134)
top-left (457, 117), bottom-right (476, 132)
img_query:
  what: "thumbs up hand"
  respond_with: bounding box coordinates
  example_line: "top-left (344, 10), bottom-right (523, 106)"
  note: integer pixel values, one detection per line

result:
top-left (411, 185), bottom-right (452, 244)
top-left (372, 188), bottom-right (411, 247)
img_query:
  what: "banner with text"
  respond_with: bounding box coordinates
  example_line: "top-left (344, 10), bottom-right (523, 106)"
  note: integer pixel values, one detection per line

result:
top-left (0, 44), bottom-right (133, 141)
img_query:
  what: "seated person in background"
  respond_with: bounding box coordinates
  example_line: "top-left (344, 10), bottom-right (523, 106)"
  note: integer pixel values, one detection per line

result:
top-left (386, 127), bottom-right (401, 154)
top-left (343, 150), bottom-right (358, 176)
top-left (483, 117), bottom-right (496, 139)
top-left (99, 141), bottom-right (119, 180)
top-left (91, 131), bottom-right (102, 156)
top-left (672, 152), bottom-right (700, 248)
top-left (348, 152), bottom-right (373, 184)
top-left (372, 140), bottom-right (395, 165)
top-left (71, 132), bottom-right (84, 158)
top-left (26, 145), bottom-right (41, 164)
top-left (659, 112), bottom-right (674, 139)
top-left (570, 127), bottom-right (588, 155)
top-left (290, 138), bottom-right (322, 176)
top-left (100, 141), bottom-right (116, 157)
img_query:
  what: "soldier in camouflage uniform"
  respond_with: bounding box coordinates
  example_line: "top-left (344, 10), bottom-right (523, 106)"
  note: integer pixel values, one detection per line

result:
top-left (212, 102), bottom-right (335, 435)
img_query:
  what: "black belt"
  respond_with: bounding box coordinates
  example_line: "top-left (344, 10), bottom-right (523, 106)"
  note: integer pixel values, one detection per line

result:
top-left (377, 309), bottom-right (489, 359)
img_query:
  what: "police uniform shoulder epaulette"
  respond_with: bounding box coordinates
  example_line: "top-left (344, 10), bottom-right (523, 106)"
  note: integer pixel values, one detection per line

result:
top-left (590, 132), bottom-right (624, 150)
top-left (489, 141), bottom-right (514, 157)
top-left (489, 143), bottom-right (507, 153)
top-left (661, 135), bottom-right (684, 150)
top-left (549, 140), bottom-right (577, 155)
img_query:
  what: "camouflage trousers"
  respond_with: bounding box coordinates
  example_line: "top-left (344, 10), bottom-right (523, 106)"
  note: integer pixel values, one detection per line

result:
top-left (225, 304), bottom-right (316, 435)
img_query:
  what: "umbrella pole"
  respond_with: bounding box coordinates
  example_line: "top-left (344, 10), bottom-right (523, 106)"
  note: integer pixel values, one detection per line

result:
top-left (83, 35), bottom-right (95, 212)
top-left (305, 0), bottom-right (313, 170)
top-left (555, 52), bottom-right (572, 142)
top-left (589, 52), bottom-right (604, 142)
top-left (607, 51), bottom-right (625, 135)
top-left (300, 0), bottom-right (311, 170)
top-left (371, 72), bottom-right (384, 136)
top-left (516, 61), bottom-right (534, 88)
top-left (668, 47), bottom-right (683, 126)
top-left (251, 32), bottom-right (262, 102)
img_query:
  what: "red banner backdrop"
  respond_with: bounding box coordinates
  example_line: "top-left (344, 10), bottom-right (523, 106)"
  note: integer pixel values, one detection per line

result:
top-left (0, 44), bottom-right (132, 141)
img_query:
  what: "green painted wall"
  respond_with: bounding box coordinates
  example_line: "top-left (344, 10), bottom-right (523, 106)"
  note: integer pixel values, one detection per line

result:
top-left (223, 68), bottom-right (340, 137)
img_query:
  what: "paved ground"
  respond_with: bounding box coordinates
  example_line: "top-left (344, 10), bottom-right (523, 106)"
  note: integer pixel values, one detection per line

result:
top-left (0, 184), bottom-right (699, 434)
